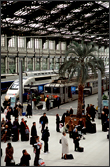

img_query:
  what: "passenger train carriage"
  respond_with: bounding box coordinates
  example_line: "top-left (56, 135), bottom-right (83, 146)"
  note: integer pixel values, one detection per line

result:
top-left (5, 70), bottom-right (59, 101)
top-left (44, 76), bottom-right (109, 104)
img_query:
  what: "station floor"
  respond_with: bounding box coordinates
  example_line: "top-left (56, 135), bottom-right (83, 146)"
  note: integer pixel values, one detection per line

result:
top-left (1, 92), bottom-right (109, 166)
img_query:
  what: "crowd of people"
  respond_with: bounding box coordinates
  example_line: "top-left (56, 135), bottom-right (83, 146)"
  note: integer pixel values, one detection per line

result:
top-left (1, 101), bottom-right (50, 166)
top-left (1, 98), bottom-right (109, 165)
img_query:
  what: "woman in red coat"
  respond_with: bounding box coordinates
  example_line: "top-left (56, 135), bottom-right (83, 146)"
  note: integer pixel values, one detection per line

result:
top-left (4, 142), bottom-right (14, 166)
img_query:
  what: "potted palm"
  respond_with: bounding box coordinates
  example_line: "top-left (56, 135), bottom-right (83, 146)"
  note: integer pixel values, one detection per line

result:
top-left (59, 41), bottom-right (105, 118)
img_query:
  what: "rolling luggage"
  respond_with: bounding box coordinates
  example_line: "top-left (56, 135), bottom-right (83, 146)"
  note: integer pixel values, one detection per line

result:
top-left (91, 123), bottom-right (96, 133)
top-left (64, 154), bottom-right (74, 159)
top-left (102, 122), bottom-right (107, 132)
top-left (38, 158), bottom-right (46, 166)
top-left (78, 147), bottom-right (84, 152)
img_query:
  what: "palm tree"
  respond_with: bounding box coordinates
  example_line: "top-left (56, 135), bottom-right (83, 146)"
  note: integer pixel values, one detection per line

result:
top-left (59, 41), bottom-right (105, 118)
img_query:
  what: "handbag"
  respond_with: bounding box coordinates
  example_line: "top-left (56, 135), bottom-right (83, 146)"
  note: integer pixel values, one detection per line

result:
top-left (10, 159), bottom-right (15, 166)
top-left (59, 139), bottom-right (62, 144)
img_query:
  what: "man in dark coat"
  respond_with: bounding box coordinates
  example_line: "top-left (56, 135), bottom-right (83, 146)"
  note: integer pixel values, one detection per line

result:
top-left (20, 150), bottom-right (31, 166)
top-left (56, 114), bottom-right (60, 132)
top-left (12, 118), bottom-right (20, 141)
top-left (101, 111), bottom-right (107, 131)
top-left (31, 122), bottom-right (37, 137)
top-left (13, 106), bottom-right (19, 120)
top-left (70, 107), bottom-right (74, 115)
top-left (89, 105), bottom-right (96, 121)
top-left (20, 118), bottom-right (26, 141)
top-left (41, 126), bottom-right (50, 153)
top-left (61, 112), bottom-right (66, 126)
top-left (39, 113), bottom-right (48, 133)
top-left (26, 103), bottom-right (32, 118)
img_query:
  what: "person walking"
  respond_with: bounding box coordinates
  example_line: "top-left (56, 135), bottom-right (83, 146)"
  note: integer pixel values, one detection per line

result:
top-left (61, 132), bottom-right (69, 159)
top-left (41, 126), bottom-right (50, 154)
top-left (4, 143), bottom-right (14, 166)
top-left (39, 113), bottom-right (48, 133)
top-left (20, 150), bottom-right (31, 166)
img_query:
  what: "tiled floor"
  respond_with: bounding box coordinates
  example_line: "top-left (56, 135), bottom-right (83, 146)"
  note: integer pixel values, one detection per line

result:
top-left (1, 92), bottom-right (109, 166)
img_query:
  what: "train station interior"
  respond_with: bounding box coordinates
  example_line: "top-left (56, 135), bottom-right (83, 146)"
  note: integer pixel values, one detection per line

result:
top-left (1, 1), bottom-right (109, 166)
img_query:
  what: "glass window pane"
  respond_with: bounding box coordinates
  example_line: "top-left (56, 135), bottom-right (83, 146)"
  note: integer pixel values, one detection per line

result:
top-left (8, 57), bottom-right (16, 74)
top-left (28, 58), bottom-right (33, 71)
top-left (36, 58), bottom-right (40, 70)
top-left (1, 58), bottom-right (5, 74)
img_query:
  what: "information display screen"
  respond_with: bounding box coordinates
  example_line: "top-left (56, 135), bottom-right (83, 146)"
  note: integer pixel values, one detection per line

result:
top-left (71, 86), bottom-right (76, 94)
top-left (38, 85), bottom-right (44, 93)
top-left (10, 97), bottom-right (16, 103)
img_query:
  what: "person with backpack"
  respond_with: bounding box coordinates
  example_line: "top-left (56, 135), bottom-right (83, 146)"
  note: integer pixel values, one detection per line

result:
top-left (41, 126), bottom-right (50, 154)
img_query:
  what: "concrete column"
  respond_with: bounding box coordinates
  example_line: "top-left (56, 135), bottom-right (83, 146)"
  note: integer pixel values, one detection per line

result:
top-left (5, 56), bottom-right (8, 74)
top-left (24, 57), bottom-right (27, 71)
top-left (19, 60), bottom-right (23, 109)
top-left (15, 57), bottom-right (19, 73)
top-left (98, 70), bottom-right (102, 119)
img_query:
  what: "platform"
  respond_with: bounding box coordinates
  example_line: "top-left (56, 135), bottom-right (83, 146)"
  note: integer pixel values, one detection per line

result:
top-left (1, 92), bottom-right (109, 166)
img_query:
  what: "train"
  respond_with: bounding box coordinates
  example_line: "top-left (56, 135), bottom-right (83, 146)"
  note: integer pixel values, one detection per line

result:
top-left (5, 70), bottom-right (59, 101)
top-left (44, 75), bottom-right (109, 104)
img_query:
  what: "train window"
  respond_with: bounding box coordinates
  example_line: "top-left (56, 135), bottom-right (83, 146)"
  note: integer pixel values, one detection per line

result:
top-left (53, 87), bottom-right (60, 93)
top-left (45, 87), bottom-right (51, 93)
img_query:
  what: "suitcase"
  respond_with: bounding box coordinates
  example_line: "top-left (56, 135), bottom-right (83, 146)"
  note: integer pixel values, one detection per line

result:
top-left (78, 147), bottom-right (84, 152)
top-left (64, 154), bottom-right (74, 159)
top-left (38, 158), bottom-right (46, 166)
top-left (91, 123), bottom-right (96, 133)
top-left (102, 122), bottom-right (107, 132)
top-left (12, 136), bottom-right (18, 142)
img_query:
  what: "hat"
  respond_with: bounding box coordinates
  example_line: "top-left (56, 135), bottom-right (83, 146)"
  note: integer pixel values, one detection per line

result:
top-left (9, 107), bottom-right (11, 109)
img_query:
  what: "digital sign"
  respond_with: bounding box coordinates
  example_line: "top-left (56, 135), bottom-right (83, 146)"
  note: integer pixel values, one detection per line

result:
top-left (71, 86), bottom-right (76, 94)
top-left (38, 85), bottom-right (44, 93)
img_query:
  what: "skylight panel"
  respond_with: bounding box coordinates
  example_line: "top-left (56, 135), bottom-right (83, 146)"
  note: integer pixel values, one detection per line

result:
top-left (72, 8), bottom-right (82, 13)
top-left (95, 1), bottom-right (109, 8)
top-left (84, 13), bottom-right (94, 18)
top-left (29, 23), bottom-right (42, 28)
